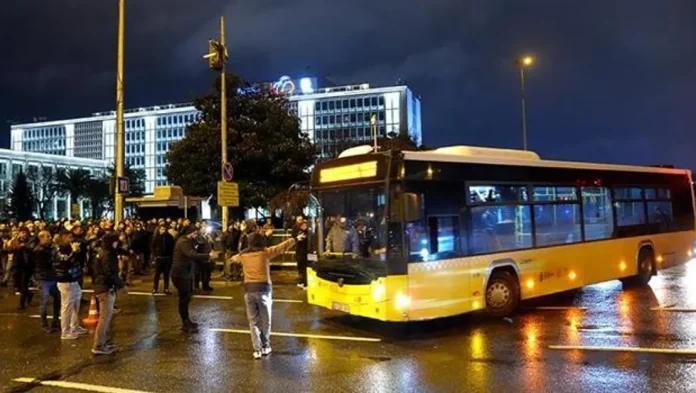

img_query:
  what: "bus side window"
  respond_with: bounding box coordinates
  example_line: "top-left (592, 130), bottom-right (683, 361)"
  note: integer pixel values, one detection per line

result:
top-left (581, 187), bottom-right (614, 240)
top-left (427, 216), bottom-right (459, 256)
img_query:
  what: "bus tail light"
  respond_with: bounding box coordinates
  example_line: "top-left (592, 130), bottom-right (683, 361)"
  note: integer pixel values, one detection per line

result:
top-left (395, 292), bottom-right (411, 310)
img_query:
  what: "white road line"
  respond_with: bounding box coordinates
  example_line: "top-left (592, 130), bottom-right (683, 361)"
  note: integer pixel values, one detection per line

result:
top-left (650, 308), bottom-right (696, 313)
top-left (210, 328), bottom-right (381, 342)
top-left (534, 306), bottom-right (588, 311)
top-left (548, 345), bottom-right (696, 355)
top-left (273, 299), bottom-right (303, 303)
top-left (126, 292), bottom-right (168, 297)
top-left (12, 378), bottom-right (154, 393)
top-left (82, 289), bottom-right (94, 294)
top-left (193, 295), bottom-right (234, 300)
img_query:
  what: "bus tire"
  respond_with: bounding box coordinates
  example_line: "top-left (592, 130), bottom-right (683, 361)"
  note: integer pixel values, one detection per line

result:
top-left (621, 248), bottom-right (654, 288)
top-left (485, 271), bottom-right (520, 317)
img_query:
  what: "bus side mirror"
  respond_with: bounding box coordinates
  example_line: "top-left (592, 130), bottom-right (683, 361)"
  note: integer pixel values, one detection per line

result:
top-left (403, 193), bottom-right (422, 222)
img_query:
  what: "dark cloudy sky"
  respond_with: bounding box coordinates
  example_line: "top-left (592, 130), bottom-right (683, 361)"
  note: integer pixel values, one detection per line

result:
top-left (1, 1), bottom-right (694, 168)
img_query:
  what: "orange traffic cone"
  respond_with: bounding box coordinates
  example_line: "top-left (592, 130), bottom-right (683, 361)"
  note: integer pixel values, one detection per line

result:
top-left (83, 293), bottom-right (99, 327)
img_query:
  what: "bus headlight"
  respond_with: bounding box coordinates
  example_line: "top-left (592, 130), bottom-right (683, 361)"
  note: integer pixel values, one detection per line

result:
top-left (372, 282), bottom-right (385, 302)
top-left (395, 292), bottom-right (411, 310)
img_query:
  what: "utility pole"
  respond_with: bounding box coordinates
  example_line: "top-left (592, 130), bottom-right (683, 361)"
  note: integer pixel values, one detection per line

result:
top-left (204, 17), bottom-right (230, 229)
top-left (220, 17), bottom-right (228, 231)
top-left (114, 0), bottom-right (126, 222)
top-left (371, 114), bottom-right (378, 151)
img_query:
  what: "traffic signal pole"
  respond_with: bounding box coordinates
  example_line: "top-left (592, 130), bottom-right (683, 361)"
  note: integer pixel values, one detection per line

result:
top-left (114, 0), bottom-right (125, 222)
top-left (220, 16), bottom-right (229, 231)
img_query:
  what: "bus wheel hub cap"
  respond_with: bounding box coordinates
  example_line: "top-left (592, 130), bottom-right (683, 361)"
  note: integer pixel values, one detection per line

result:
top-left (487, 282), bottom-right (509, 308)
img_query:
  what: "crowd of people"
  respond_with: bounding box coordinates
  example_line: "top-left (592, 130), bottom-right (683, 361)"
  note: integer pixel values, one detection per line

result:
top-left (0, 216), bottom-right (311, 359)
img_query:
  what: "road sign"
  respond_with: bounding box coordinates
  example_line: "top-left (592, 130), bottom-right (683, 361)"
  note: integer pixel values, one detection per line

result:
top-left (117, 176), bottom-right (130, 195)
top-left (222, 162), bottom-right (234, 182)
top-left (217, 181), bottom-right (239, 207)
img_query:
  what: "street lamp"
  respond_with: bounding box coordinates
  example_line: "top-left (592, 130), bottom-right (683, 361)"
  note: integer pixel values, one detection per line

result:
top-left (515, 55), bottom-right (534, 151)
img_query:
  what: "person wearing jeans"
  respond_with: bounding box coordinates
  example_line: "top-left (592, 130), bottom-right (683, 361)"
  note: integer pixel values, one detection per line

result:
top-left (33, 231), bottom-right (60, 333)
top-left (92, 232), bottom-right (125, 355)
top-left (55, 231), bottom-right (87, 340)
top-left (233, 229), bottom-right (302, 359)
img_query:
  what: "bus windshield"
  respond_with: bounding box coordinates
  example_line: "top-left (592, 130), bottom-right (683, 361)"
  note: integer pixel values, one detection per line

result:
top-left (319, 186), bottom-right (387, 259)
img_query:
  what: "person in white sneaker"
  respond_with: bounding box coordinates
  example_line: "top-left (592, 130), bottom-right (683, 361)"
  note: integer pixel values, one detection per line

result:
top-left (234, 228), bottom-right (304, 359)
top-left (91, 232), bottom-right (126, 355)
top-left (54, 230), bottom-right (86, 340)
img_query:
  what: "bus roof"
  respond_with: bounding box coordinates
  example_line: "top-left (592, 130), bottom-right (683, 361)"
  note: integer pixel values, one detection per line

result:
top-left (401, 146), bottom-right (691, 176)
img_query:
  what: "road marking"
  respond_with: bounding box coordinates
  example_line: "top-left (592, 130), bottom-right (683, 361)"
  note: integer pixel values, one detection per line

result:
top-left (548, 345), bottom-right (696, 355)
top-left (210, 328), bottom-right (381, 342)
top-left (534, 306), bottom-right (588, 311)
top-left (126, 292), bottom-right (168, 297)
top-left (651, 308), bottom-right (696, 313)
top-left (12, 378), bottom-right (154, 393)
top-left (82, 289), bottom-right (94, 294)
top-left (193, 295), bottom-right (234, 300)
top-left (273, 299), bottom-right (303, 303)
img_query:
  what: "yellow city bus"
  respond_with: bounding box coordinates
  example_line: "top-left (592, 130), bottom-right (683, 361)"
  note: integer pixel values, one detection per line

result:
top-left (306, 145), bottom-right (696, 321)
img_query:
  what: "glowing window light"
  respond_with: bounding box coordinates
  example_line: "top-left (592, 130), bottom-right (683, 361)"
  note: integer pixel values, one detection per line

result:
top-left (319, 161), bottom-right (377, 183)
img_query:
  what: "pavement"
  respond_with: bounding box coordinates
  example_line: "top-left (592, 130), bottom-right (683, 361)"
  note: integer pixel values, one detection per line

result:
top-left (1, 262), bottom-right (696, 393)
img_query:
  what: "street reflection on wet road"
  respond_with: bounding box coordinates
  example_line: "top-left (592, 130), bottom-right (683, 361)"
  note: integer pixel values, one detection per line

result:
top-left (2, 264), bottom-right (696, 392)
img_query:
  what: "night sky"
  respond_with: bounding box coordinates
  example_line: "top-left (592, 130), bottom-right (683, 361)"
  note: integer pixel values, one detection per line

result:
top-left (1, 1), bottom-right (694, 169)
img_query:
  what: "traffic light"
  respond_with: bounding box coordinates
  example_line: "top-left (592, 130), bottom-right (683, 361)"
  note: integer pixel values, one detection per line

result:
top-left (205, 39), bottom-right (228, 71)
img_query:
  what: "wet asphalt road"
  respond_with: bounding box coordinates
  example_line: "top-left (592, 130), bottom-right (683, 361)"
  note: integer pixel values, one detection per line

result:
top-left (1, 262), bottom-right (696, 393)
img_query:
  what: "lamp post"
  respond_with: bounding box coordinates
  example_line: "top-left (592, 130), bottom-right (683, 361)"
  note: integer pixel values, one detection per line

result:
top-left (515, 55), bottom-right (534, 151)
top-left (114, 0), bottom-right (126, 222)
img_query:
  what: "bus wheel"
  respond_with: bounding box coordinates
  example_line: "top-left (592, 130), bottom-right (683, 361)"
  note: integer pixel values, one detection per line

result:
top-left (485, 272), bottom-right (520, 317)
top-left (621, 248), bottom-right (655, 288)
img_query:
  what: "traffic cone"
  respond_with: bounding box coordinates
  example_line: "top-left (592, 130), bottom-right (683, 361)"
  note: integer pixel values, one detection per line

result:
top-left (83, 293), bottom-right (100, 327)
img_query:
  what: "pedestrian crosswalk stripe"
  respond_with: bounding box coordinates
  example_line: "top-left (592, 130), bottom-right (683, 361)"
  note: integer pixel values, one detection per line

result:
top-left (548, 345), bottom-right (696, 355)
top-left (210, 328), bottom-right (381, 342)
top-left (12, 378), bottom-right (154, 393)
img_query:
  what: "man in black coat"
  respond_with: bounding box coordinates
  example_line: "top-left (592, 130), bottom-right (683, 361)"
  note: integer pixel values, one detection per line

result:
top-left (92, 232), bottom-right (126, 355)
top-left (151, 224), bottom-right (175, 294)
top-left (33, 230), bottom-right (61, 333)
top-left (171, 225), bottom-right (212, 332)
top-left (11, 227), bottom-right (35, 310)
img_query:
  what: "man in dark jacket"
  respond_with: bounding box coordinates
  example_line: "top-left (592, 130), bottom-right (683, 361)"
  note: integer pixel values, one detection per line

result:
top-left (92, 232), bottom-right (126, 355)
top-left (294, 219), bottom-right (310, 289)
top-left (11, 227), bottom-right (35, 310)
top-left (151, 224), bottom-right (175, 294)
top-left (171, 225), bottom-right (212, 332)
top-left (55, 230), bottom-right (88, 340)
top-left (33, 230), bottom-right (60, 333)
top-left (70, 223), bottom-right (88, 290)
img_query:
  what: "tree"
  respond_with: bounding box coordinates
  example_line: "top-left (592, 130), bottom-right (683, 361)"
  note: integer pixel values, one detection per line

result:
top-left (167, 73), bottom-right (317, 210)
top-left (84, 175), bottom-right (111, 219)
top-left (9, 171), bottom-right (35, 221)
top-left (27, 167), bottom-right (60, 220)
top-left (56, 168), bottom-right (92, 202)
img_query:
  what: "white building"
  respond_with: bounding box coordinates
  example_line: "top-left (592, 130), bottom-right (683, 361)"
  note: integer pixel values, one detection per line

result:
top-left (0, 149), bottom-right (106, 219)
top-left (10, 76), bottom-right (423, 194)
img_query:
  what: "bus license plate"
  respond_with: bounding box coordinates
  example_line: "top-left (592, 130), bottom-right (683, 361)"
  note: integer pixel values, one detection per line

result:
top-left (332, 302), bottom-right (350, 313)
